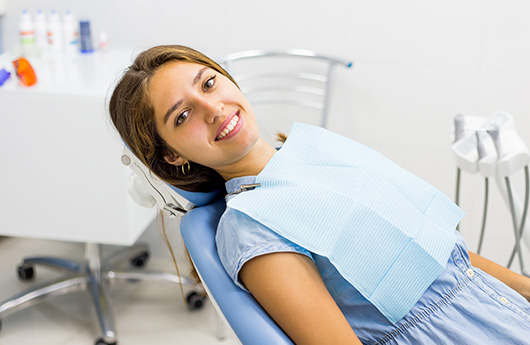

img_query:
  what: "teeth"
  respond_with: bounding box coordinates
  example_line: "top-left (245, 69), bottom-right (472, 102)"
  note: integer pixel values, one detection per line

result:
top-left (217, 115), bottom-right (239, 140)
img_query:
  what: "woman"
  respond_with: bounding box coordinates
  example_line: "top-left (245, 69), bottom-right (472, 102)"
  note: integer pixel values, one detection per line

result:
top-left (109, 45), bottom-right (530, 344)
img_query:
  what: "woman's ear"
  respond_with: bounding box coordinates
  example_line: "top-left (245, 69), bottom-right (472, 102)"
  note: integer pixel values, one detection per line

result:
top-left (164, 152), bottom-right (185, 166)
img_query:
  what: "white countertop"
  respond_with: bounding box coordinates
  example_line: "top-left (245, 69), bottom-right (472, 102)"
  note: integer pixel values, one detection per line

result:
top-left (0, 49), bottom-right (137, 98)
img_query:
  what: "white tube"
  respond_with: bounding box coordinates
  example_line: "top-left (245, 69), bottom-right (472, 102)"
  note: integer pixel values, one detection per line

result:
top-left (495, 175), bottom-right (530, 254)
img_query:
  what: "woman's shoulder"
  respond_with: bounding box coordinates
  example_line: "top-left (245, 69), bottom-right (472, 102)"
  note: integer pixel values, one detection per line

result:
top-left (216, 206), bottom-right (312, 287)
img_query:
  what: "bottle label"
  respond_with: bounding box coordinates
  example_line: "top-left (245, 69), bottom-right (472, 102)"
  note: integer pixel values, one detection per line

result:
top-left (20, 30), bottom-right (36, 44)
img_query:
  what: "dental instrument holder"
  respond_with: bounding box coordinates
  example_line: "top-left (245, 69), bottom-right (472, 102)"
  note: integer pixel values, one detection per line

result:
top-left (451, 111), bottom-right (530, 275)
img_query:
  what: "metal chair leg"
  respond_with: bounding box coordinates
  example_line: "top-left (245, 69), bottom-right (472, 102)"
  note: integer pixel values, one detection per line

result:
top-left (102, 243), bottom-right (149, 268)
top-left (0, 274), bottom-right (87, 319)
top-left (107, 269), bottom-right (197, 287)
top-left (87, 275), bottom-right (117, 345)
top-left (22, 256), bottom-right (83, 272)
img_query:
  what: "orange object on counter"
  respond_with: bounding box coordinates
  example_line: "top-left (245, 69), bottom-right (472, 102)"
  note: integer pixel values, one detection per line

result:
top-left (12, 57), bottom-right (38, 86)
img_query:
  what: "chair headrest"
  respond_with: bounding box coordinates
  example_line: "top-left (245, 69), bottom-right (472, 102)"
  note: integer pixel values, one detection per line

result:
top-left (167, 184), bottom-right (225, 207)
top-left (121, 141), bottom-right (225, 207)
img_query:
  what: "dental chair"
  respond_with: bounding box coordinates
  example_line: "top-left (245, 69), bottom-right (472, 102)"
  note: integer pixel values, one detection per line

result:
top-left (119, 50), bottom-right (352, 344)
top-left (121, 147), bottom-right (295, 344)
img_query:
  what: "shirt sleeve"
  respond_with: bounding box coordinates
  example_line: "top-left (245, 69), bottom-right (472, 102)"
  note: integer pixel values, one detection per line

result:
top-left (216, 206), bottom-right (313, 292)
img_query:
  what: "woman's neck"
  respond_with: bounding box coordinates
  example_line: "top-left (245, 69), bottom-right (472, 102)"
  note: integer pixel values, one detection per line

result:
top-left (218, 138), bottom-right (277, 181)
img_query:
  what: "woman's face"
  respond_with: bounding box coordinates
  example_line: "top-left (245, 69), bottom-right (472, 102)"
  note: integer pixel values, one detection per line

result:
top-left (149, 61), bottom-right (260, 176)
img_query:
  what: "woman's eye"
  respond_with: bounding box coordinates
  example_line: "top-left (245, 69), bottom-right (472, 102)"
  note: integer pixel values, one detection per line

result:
top-left (175, 110), bottom-right (189, 126)
top-left (204, 76), bottom-right (216, 91)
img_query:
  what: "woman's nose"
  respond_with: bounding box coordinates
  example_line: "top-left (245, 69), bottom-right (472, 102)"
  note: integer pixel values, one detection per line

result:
top-left (202, 99), bottom-right (224, 124)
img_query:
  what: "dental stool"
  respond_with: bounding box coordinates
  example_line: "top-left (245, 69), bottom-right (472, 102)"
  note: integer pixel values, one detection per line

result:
top-left (0, 218), bottom-right (204, 345)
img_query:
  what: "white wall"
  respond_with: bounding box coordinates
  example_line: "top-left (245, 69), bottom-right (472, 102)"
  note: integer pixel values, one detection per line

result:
top-left (3, 0), bottom-right (530, 269)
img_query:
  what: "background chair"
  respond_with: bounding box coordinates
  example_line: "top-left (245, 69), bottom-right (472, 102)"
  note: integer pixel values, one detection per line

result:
top-left (119, 50), bottom-right (352, 344)
top-left (0, 232), bottom-right (205, 345)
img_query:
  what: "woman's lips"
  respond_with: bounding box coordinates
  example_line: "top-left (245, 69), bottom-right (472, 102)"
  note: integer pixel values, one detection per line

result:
top-left (216, 111), bottom-right (241, 140)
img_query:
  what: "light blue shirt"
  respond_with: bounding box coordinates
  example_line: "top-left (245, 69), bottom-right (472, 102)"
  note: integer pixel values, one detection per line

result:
top-left (216, 176), bottom-right (530, 344)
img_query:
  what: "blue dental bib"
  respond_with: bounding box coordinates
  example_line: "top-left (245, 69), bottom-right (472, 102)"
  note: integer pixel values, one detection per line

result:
top-left (227, 122), bottom-right (464, 323)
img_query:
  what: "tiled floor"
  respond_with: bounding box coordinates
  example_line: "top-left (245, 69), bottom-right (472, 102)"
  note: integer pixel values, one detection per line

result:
top-left (0, 232), bottom-right (240, 345)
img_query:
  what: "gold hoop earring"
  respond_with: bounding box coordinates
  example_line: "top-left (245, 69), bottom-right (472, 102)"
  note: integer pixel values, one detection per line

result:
top-left (181, 161), bottom-right (191, 175)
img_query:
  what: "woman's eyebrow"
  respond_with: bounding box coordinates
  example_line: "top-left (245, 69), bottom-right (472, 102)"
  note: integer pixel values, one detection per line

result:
top-left (163, 100), bottom-right (183, 124)
top-left (193, 67), bottom-right (208, 85)
top-left (163, 67), bottom-right (209, 124)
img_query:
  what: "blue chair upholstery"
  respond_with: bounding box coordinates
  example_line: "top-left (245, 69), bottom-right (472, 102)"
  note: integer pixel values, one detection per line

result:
top-left (180, 198), bottom-right (294, 345)
top-left (166, 184), bottom-right (223, 207)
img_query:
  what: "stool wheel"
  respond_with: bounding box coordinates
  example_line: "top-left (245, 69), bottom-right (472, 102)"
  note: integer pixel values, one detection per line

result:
top-left (186, 291), bottom-right (206, 310)
top-left (17, 264), bottom-right (34, 281)
top-left (130, 252), bottom-right (149, 268)
top-left (95, 338), bottom-right (117, 345)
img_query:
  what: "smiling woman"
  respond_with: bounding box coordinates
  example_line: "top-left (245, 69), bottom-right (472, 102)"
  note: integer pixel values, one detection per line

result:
top-left (109, 45), bottom-right (530, 345)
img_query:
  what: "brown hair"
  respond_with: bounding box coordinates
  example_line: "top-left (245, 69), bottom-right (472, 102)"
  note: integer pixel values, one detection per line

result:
top-left (109, 45), bottom-right (237, 192)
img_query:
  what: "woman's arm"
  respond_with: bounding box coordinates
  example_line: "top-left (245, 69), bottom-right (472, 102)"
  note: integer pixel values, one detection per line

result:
top-left (469, 251), bottom-right (530, 301)
top-left (239, 252), bottom-right (362, 345)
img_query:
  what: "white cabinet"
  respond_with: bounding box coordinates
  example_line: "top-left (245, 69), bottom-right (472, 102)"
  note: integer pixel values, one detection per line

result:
top-left (0, 50), bottom-right (156, 245)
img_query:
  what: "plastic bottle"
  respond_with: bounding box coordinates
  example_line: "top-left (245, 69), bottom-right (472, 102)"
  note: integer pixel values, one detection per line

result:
top-left (98, 31), bottom-right (108, 52)
top-left (79, 20), bottom-right (94, 53)
top-left (19, 10), bottom-right (35, 55)
top-left (47, 10), bottom-right (63, 51)
top-left (34, 9), bottom-right (47, 53)
top-left (0, 1), bottom-right (7, 53)
top-left (63, 10), bottom-right (79, 53)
